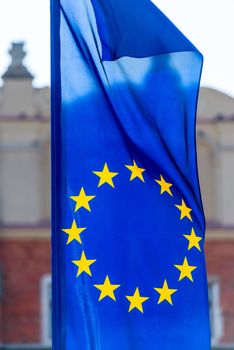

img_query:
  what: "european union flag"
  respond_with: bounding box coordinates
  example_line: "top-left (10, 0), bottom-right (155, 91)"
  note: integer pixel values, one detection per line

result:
top-left (51, 0), bottom-right (211, 349)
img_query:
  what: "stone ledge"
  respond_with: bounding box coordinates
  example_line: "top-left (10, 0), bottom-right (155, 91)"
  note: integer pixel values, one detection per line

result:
top-left (213, 346), bottom-right (234, 350)
top-left (0, 227), bottom-right (50, 239)
top-left (0, 344), bottom-right (52, 350)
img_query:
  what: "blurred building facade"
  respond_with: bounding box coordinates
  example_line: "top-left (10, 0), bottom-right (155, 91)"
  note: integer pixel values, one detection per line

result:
top-left (0, 43), bottom-right (51, 349)
top-left (197, 89), bottom-right (234, 349)
top-left (0, 43), bottom-right (233, 349)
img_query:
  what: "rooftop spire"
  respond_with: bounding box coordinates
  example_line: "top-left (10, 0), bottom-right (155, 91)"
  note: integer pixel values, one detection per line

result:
top-left (2, 42), bottom-right (33, 80)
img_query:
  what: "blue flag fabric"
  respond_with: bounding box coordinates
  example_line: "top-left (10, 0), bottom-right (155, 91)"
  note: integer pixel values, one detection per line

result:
top-left (51, 1), bottom-right (211, 349)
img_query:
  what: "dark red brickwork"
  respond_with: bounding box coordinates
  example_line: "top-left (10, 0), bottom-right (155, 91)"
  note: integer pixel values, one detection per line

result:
top-left (0, 238), bottom-right (233, 344)
top-left (0, 239), bottom-right (50, 343)
top-left (206, 239), bottom-right (234, 344)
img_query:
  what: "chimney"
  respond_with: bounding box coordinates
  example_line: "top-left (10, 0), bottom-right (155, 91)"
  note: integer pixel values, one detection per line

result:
top-left (0, 42), bottom-right (35, 116)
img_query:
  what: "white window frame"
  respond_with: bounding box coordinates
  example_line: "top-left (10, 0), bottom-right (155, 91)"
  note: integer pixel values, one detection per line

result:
top-left (40, 274), bottom-right (52, 345)
top-left (208, 276), bottom-right (223, 346)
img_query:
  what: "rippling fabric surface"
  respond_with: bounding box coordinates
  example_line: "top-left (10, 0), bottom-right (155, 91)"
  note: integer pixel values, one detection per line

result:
top-left (51, 0), bottom-right (210, 349)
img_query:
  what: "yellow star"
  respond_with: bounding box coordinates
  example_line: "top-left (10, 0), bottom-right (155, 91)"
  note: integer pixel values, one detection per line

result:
top-left (72, 251), bottom-right (96, 276)
top-left (126, 287), bottom-right (149, 313)
top-left (62, 220), bottom-right (86, 244)
top-left (70, 187), bottom-right (96, 212)
top-left (155, 175), bottom-right (173, 196)
top-left (94, 275), bottom-right (120, 301)
top-left (184, 228), bottom-right (202, 251)
top-left (174, 257), bottom-right (197, 282)
top-left (175, 199), bottom-right (192, 221)
top-left (93, 163), bottom-right (119, 188)
top-left (154, 280), bottom-right (177, 305)
top-left (125, 160), bottom-right (145, 182)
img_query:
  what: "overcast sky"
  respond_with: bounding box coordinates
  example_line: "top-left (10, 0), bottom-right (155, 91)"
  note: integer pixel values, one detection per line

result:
top-left (0, 0), bottom-right (233, 97)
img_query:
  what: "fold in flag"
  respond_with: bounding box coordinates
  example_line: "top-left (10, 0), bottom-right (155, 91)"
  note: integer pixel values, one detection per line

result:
top-left (51, 0), bottom-right (211, 349)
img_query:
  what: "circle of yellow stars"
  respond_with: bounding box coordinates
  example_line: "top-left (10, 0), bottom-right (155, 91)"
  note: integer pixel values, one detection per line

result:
top-left (62, 160), bottom-right (203, 313)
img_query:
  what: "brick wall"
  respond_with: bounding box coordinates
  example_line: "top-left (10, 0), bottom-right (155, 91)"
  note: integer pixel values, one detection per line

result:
top-left (0, 239), bottom-right (50, 344)
top-left (206, 240), bottom-right (234, 343)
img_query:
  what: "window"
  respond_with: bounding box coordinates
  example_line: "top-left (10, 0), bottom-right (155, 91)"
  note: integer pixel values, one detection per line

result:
top-left (40, 274), bottom-right (52, 345)
top-left (208, 277), bottom-right (223, 345)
